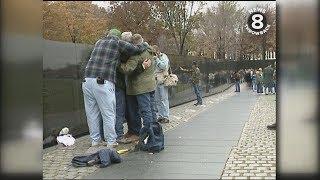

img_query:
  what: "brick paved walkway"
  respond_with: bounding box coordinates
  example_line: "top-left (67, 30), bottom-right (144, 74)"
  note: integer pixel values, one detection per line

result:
top-left (221, 94), bottom-right (276, 179)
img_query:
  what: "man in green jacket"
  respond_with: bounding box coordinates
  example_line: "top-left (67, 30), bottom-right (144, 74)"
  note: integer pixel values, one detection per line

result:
top-left (118, 34), bottom-right (157, 142)
top-left (116, 32), bottom-right (152, 144)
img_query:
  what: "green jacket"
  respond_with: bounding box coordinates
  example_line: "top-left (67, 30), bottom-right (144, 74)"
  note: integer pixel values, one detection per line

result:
top-left (256, 74), bottom-right (263, 83)
top-left (263, 66), bottom-right (274, 86)
top-left (182, 67), bottom-right (201, 85)
top-left (118, 47), bottom-right (156, 95)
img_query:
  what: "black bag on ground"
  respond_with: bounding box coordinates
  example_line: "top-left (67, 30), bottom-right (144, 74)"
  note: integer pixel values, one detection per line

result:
top-left (136, 122), bottom-right (164, 153)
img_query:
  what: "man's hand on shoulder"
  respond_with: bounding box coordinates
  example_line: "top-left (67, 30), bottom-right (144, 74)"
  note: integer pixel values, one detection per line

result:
top-left (142, 58), bottom-right (152, 69)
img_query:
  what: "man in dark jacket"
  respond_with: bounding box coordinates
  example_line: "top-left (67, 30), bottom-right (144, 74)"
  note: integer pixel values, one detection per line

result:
top-left (180, 61), bottom-right (203, 106)
top-left (263, 65), bottom-right (274, 95)
top-left (234, 71), bottom-right (241, 92)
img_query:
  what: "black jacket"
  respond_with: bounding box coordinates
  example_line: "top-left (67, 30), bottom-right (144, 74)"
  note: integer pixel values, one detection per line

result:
top-left (72, 148), bottom-right (121, 168)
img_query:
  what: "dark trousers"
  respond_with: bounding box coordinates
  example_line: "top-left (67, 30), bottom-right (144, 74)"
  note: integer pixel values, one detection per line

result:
top-left (126, 95), bottom-right (142, 135)
top-left (115, 88), bottom-right (126, 139)
top-left (257, 83), bottom-right (263, 93)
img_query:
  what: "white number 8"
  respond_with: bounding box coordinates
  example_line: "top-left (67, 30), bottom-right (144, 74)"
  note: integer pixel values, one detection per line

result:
top-left (252, 14), bottom-right (264, 30)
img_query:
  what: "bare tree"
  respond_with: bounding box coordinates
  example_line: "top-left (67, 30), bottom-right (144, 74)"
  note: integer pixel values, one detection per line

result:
top-left (154, 1), bottom-right (205, 55)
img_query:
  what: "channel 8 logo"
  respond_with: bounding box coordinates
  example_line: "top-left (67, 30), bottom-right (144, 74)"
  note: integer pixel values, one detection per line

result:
top-left (246, 8), bottom-right (270, 35)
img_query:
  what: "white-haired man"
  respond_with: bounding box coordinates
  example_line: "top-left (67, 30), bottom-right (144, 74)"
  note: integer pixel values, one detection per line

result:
top-left (114, 32), bottom-right (133, 142)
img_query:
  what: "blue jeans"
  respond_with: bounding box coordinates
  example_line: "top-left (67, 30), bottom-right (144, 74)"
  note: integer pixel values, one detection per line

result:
top-left (155, 85), bottom-right (169, 119)
top-left (235, 81), bottom-right (240, 92)
top-left (264, 82), bottom-right (273, 94)
top-left (252, 80), bottom-right (257, 91)
top-left (136, 91), bottom-right (157, 128)
top-left (192, 84), bottom-right (203, 104)
top-left (115, 88), bottom-right (125, 139)
top-left (126, 95), bottom-right (142, 135)
top-left (82, 78), bottom-right (117, 144)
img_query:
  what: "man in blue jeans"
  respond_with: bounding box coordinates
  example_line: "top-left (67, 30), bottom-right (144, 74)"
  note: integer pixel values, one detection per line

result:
top-left (115, 32), bottom-right (151, 143)
top-left (118, 34), bottom-right (157, 143)
top-left (180, 61), bottom-right (203, 106)
top-left (82, 28), bottom-right (148, 148)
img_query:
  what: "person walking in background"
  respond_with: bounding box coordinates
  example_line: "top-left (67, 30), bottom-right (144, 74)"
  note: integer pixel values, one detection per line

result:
top-left (272, 62), bottom-right (277, 94)
top-left (263, 65), bottom-right (274, 95)
top-left (82, 28), bottom-right (148, 148)
top-left (234, 71), bottom-right (241, 92)
top-left (153, 45), bottom-right (170, 124)
top-left (180, 61), bottom-right (203, 106)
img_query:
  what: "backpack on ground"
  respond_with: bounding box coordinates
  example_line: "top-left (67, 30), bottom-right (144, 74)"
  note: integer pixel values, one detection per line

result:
top-left (135, 122), bottom-right (164, 153)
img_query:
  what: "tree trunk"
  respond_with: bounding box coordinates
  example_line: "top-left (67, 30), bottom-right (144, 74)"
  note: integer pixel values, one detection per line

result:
top-left (262, 35), bottom-right (266, 60)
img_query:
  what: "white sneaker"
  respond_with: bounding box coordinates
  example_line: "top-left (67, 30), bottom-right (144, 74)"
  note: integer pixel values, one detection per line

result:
top-left (91, 141), bottom-right (101, 147)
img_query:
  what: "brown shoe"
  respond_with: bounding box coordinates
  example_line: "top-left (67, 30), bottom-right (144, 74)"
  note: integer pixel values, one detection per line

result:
top-left (129, 135), bottom-right (139, 142)
top-left (123, 132), bottom-right (133, 138)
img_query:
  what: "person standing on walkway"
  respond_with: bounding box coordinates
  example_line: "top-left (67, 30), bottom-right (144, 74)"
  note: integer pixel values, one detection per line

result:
top-left (272, 62), bottom-right (277, 94)
top-left (244, 70), bottom-right (252, 88)
top-left (263, 65), bottom-right (274, 95)
top-left (153, 45), bottom-right (170, 124)
top-left (114, 32), bottom-right (132, 143)
top-left (251, 70), bottom-right (257, 92)
top-left (234, 71), bottom-right (241, 92)
top-left (256, 70), bottom-right (264, 93)
top-left (118, 34), bottom-right (157, 139)
top-left (82, 28), bottom-right (148, 148)
top-left (180, 61), bottom-right (203, 106)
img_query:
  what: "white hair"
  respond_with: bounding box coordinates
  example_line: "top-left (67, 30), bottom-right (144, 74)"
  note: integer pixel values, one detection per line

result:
top-left (121, 32), bottom-right (132, 42)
